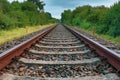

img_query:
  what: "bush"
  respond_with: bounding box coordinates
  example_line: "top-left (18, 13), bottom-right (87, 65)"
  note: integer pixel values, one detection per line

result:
top-left (0, 12), bottom-right (14, 30)
top-left (61, 2), bottom-right (120, 37)
top-left (0, 0), bottom-right (58, 30)
top-left (9, 11), bottom-right (30, 27)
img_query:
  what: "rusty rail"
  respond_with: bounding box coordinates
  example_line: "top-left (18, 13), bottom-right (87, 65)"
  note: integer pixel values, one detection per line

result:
top-left (0, 25), bottom-right (56, 70)
top-left (65, 25), bottom-right (120, 72)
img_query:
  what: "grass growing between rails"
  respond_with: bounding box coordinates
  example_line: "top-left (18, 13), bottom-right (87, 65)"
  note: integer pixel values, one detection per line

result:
top-left (0, 24), bottom-right (53, 44)
top-left (74, 26), bottom-right (120, 46)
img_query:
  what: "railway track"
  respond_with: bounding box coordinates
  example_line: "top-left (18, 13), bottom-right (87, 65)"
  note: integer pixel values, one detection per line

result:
top-left (0, 24), bottom-right (120, 80)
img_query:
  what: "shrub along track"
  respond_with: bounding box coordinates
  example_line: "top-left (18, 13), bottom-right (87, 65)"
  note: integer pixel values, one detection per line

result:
top-left (70, 26), bottom-right (120, 54)
top-left (0, 24), bottom-right (120, 80)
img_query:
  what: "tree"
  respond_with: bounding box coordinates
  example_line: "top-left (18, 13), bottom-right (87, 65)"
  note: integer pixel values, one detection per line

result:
top-left (0, 0), bottom-right (12, 13)
top-left (0, 0), bottom-right (58, 30)
top-left (0, 12), bottom-right (14, 30)
top-left (9, 11), bottom-right (29, 27)
top-left (11, 1), bottom-right (21, 11)
top-left (61, 10), bottom-right (72, 25)
top-left (61, 2), bottom-right (120, 37)
top-left (105, 2), bottom-right (120, 37)
top-left (21, 1), bottom-right (38, 11)
top-left (27, 0), bottom-right (45, 12)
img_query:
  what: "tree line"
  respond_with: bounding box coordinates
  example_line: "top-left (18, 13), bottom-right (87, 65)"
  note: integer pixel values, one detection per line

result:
top-left (61, 2), bottom-right (120, 37)
top-left (0, 0), bottom-right (58, 30)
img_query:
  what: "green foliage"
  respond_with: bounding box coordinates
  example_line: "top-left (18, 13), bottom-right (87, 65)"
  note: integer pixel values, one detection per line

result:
top-left (21, 1), bottom-right (38, 11)
top-left (27, 0), bottom-right (45, 12)
top-left (0, 0), bottom-right (12, 13)
top-left (61, 2), bottom-right (120, 37)
top-left (61, 10), bottom-right (72, 25)
top-left (11, 1), bottom-right (21, 11)
top-left (104, 2), bottom-right (120, 37)
top-left (0, 0), bottom-right (58, 30)
top-left (0, 12), bottom-right (14, 30)
top-left (9, 11), bottom-right (30, 27)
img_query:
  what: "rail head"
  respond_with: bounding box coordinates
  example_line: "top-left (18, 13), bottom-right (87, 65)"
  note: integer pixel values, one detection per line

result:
top-left (65, 25), bottom-right (120, 72)
top-left (0, 25), bottom-right (56, 70)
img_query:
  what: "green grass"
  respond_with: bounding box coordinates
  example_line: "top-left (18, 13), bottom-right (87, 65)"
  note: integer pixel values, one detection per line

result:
top-left (74, 27), bottom-right (120, 46)
top-left (97, 34), bottom-right (120, 45)
top-left (0, 24), bottom-right (53, 44)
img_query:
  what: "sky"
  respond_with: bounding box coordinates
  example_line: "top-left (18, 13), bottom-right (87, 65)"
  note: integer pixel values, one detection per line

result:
top-left (8, 0), bottom-right (119, 19)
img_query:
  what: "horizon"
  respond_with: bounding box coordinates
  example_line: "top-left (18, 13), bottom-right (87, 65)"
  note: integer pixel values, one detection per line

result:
top-left (8, 0), bottom-right (119, 19)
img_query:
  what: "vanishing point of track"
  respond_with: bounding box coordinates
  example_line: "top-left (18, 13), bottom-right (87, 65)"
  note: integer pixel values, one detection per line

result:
top-left (0, 24), bottom-right (120, 80)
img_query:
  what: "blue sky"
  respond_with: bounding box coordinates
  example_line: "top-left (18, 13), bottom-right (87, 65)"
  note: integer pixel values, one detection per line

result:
top-left (8, 0), bottom-right (119, 19)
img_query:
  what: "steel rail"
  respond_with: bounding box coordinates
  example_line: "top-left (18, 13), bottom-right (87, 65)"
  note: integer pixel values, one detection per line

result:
top-left (0, 25), bottom-right (56, 70)
top-left (65, 25), bottom-right (120, 72)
